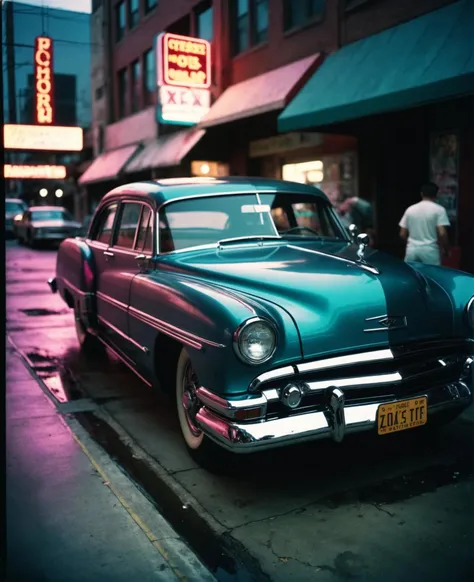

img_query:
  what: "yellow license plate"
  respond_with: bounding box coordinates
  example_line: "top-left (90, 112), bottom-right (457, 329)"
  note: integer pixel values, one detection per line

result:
top-left (377, 397), bottom-right (427, 435)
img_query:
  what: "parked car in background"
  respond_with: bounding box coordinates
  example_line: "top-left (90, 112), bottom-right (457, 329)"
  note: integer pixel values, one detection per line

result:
top-left (5, 198), bottom-right (28, 238)
top-left (48, 177), bottom-right (474, 469)
top-left (17, 206), bottom-right (81, 247)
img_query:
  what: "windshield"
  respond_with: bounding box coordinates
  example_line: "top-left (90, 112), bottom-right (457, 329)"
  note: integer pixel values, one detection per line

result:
top-left (6, 201), bottom-right (25, 214)
top-left (159, 193), bottom-right (347, 253)
top-left (31, 210), bottom-right (73, 221)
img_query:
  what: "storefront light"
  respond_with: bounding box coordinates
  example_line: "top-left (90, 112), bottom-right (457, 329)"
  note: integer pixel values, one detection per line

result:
top-left (39, 188), bottom-right (48, 197)
top-left (282, 160), bottom-right (324, 184)
top-left (55, 188), bottom-right (63, 198)
top-left (200, 163), bottom-right (210, 175)
top-left (306, 170), bottom-right (324, 183)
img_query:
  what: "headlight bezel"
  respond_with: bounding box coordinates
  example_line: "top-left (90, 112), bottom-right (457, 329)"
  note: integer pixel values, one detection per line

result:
top-left (233, 317), bottom-right (277, 366)
top-left (466, 296), bottom-right (474, 330)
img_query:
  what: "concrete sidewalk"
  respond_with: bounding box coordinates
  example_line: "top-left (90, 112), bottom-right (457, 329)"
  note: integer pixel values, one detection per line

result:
top-left (6, 344), bottom-right (215, 582)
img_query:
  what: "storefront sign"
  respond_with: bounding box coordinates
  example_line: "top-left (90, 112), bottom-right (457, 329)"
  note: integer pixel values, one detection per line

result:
top-left (157, 33), bottom-right (211, 89)
top-left (156, 33), bottom-right (211, 126)
top-left (158, 86), bottom-right (211, 124)
top-left (4, 164), bottom-right (67, 179)
top-left (429, 131), bottom-right (459, 222)
top-left (4, 124), bottom-right (83, 151)
top-left (249, 132), bottom-right (324, 158)
top-left (34, 36), bottom-right (54, 124)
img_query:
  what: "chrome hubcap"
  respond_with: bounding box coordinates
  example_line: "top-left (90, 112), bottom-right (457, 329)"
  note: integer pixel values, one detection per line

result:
top-left (181, 361), bottom-right (202, 437)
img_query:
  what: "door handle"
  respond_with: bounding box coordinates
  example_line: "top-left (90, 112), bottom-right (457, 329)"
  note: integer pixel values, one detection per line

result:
top-left (103, 250), bottom-right (114, 258)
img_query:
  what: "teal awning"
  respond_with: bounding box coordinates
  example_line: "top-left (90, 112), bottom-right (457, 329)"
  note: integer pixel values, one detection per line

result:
top-left (278, 0), bottom-right (474, 132)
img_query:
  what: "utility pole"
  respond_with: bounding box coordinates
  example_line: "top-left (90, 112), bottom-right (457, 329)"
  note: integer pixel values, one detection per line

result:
top-left (6, 0), bottom-right (17, 124)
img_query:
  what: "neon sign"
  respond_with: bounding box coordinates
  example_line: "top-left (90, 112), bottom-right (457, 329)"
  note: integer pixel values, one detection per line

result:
top-left (34, 36), bottom-right (54, 124)
top-left (156, 33), bottom-right (211, 126)
top-left (158, 33), bottom-right (211, 89)
top-left (4, 124), bottom-right (83, 151)
top-left (4, 164), bottom-right (67, 180)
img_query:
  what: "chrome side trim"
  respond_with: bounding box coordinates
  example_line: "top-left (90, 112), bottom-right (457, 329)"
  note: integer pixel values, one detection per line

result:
top-left (95, 335), bottom-right (152, 388)
top-left (96, 291), bottom-right (128, 313)
top-left (297, 348), bottom-right (394, 374)
top-left (129, 305), bottom-right (225, 351)
top-left (97, 315), bottom-right (149, 353)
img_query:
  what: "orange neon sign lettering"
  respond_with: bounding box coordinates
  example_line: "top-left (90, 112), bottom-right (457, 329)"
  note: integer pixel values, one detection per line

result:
top-left (35, 36), bottom-right (54, 124)
top-left (4, 164), bottom-right (67, 180)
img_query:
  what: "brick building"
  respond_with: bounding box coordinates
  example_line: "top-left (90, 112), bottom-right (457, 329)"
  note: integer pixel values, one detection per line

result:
top-left (79, 0), bottom-right (473, 272)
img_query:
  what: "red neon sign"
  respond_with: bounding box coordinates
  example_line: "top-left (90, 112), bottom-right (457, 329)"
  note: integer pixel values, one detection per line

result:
top-left (158, 33), bottom-right (211, 89)
top-left (34, 36), bottom-right (54, 124)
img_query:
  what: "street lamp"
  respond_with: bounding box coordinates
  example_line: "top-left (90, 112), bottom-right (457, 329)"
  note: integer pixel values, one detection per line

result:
top-left (55, 188), bottom-right (64, 198)
top-left (39, 188), bottom-right (48, 197)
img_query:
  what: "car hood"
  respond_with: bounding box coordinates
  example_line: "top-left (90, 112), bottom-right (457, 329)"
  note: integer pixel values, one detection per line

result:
top-left (32, 220), bottom-right (81, 229)
top-left (165, 241), bottom-right (455, 360)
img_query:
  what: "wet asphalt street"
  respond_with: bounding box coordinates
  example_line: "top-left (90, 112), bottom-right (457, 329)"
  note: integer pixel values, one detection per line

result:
top-left (5, 240), bottom-right (474, 582)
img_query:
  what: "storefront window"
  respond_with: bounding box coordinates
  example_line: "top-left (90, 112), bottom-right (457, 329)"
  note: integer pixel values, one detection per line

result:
top-left (282, 154), bottom-right (357, 213)
top-left (196, 4), bottom-right (213, 42)
top-left (131, 59), bottom-right (141, 113)
top-left (115, 1), bottom-right (125, 42)
top-left (429, 131), bottom-right (459, 242)
top-left (143, 48), bottom-right (155, 106)
top-left (117, 68), bottom-right (128, 118)
top-left (283, 0), bottom-right (326, 31)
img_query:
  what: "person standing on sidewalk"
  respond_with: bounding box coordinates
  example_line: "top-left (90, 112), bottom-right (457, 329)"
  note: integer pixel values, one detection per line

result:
top-left (398, 182), bottom-right (450, 265)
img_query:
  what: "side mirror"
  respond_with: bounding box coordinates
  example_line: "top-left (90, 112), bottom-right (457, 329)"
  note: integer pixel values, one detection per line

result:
top-left (135, 254), bottom-right (151, 270)
top-left (348, 223), bottom-right (358, 241)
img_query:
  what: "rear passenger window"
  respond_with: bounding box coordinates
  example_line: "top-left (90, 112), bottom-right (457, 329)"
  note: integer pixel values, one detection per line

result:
top-left (135, 206), bottom-right (154, 254)
top-left (93, 203), bottom-right (117, 244)
top-left (114, 203), bottom-right (142, 249)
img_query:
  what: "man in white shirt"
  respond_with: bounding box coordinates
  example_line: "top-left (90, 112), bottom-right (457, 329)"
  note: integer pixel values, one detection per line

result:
top-left (399, 182), bottom-right (450, 265)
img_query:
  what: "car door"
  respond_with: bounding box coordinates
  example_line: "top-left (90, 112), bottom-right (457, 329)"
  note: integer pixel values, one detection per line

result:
top-left (127, 204), bottom-right (157, 374)
top-left (87, 201), bottom-right (120, 340)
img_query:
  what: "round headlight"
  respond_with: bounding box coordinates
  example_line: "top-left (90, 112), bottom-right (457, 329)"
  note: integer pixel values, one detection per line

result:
top-left (467, 297), bottom-right (474, 330)
top-left (234, 318), bottom-right (277, 365)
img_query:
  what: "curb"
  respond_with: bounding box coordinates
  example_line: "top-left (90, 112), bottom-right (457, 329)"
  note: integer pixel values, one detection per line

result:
top-left (7, 335), bottom-right (216, 582)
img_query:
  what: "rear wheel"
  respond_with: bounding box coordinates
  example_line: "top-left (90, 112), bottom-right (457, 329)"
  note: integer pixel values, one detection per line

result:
top-left (176, 349), bottom-right (228, 471)
top-left (74, 304), bottom-right (102, 353)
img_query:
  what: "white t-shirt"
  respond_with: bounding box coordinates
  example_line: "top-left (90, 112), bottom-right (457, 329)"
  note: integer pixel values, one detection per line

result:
top-left (399, 200), bottom-right (450, 249)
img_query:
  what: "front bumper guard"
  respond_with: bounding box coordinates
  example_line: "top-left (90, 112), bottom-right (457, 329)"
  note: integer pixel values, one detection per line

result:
top-left (195, 363), bottom-right (473, 453)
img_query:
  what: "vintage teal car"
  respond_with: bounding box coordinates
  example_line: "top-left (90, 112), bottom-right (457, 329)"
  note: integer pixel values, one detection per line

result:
top-left (48, 177), bottom-right (474, 466)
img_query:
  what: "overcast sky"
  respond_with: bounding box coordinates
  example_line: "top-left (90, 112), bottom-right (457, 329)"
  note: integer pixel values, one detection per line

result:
top-left (10, 0), bottom-right (91, 13)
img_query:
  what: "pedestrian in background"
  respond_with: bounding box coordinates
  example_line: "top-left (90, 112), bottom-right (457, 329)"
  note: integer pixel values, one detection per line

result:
top-left (399, 182), bottom-right (450, 265)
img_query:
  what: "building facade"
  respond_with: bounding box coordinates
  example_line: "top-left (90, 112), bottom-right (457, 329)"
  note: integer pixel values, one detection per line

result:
top-left (80, 0), bottom-right (473, 272)
top-left (2, 0), bottom-right (92, 207)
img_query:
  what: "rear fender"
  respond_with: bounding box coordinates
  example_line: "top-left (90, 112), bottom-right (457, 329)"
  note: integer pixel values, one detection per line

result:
top-left (56, 238), bottom-right (97, 327)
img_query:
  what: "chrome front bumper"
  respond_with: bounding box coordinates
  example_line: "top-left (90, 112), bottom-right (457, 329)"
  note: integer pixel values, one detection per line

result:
top-left (195, 356), bottom-right (473, 453)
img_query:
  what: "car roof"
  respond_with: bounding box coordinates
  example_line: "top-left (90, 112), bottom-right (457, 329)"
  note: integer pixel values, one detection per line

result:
top-left (6, 198), bottom-right (25, 203)
top-left (102, 176), bottom-right (328, 208)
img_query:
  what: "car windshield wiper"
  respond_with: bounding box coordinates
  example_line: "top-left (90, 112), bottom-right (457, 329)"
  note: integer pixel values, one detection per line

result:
top-left (217, 235), bottom-right (282, 248)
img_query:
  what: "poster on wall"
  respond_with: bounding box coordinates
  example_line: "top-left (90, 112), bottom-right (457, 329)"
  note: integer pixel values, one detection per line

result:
top-left (429, 131), bottom-right (459, 223)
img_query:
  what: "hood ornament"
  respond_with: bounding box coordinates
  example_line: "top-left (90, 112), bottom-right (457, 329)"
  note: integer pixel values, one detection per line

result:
top-left (356, 233), bottom-right (369, 261)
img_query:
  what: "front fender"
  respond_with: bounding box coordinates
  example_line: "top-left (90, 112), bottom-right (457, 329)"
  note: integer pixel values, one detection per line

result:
top-left (410, 263), bottom-right (474, 337)
top-left (128, 271), bottom-right (301, 396)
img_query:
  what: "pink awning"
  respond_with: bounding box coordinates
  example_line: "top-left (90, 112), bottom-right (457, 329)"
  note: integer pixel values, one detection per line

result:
top-left (78, 144), bottom-right (140, 185)
top-left (125, 128), bottom-right (205, 174)
top-left (199, 54), bottom-right (321, 128)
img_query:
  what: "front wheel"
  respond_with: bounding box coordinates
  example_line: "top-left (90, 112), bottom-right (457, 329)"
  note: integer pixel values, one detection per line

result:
top-left (175, 349), bottom-right (228, 471)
